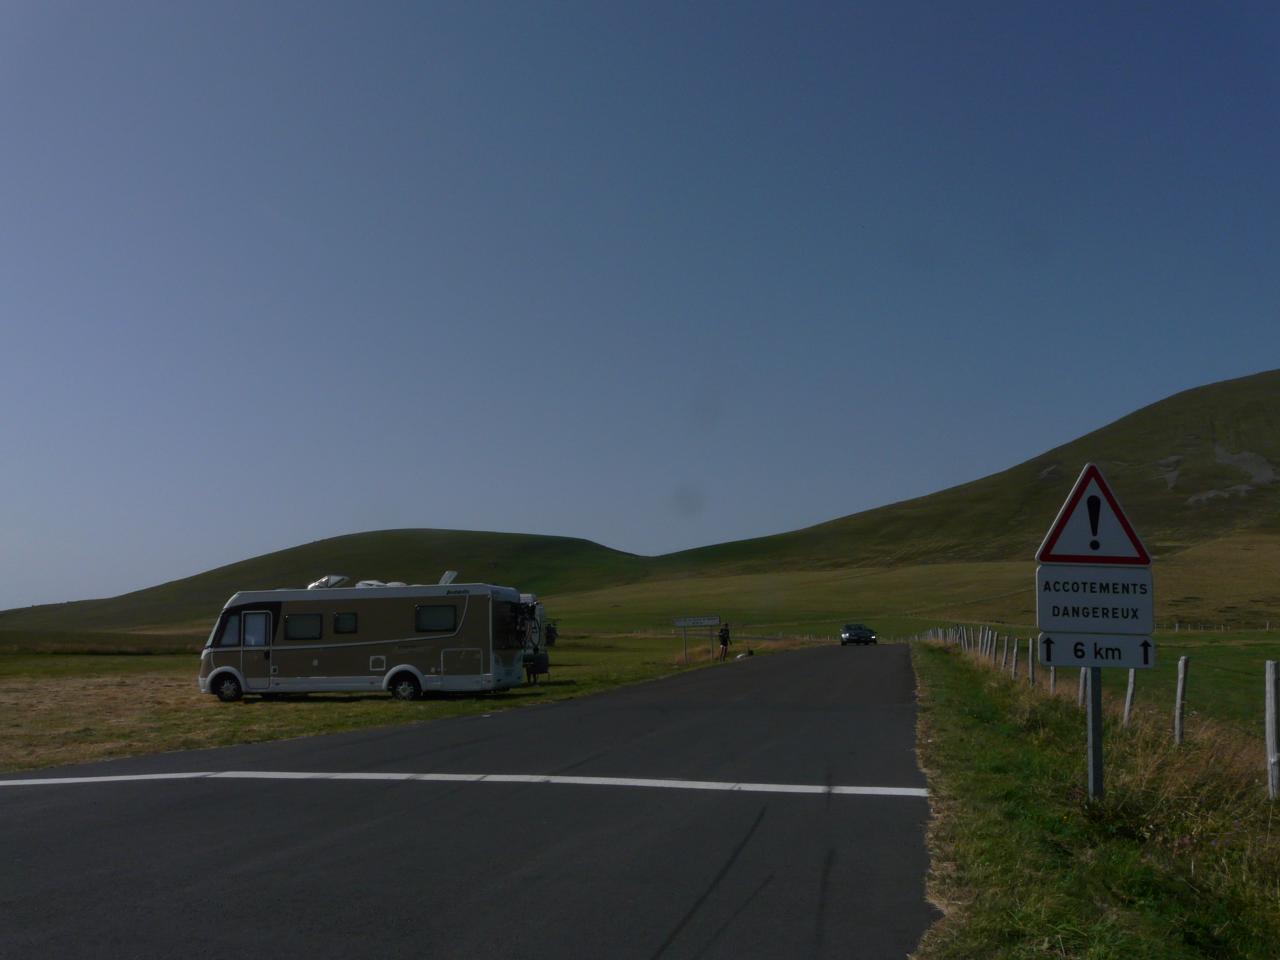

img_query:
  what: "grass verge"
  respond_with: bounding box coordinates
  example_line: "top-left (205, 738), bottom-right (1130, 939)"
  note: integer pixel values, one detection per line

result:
top-left (911, 640), bottom-right (1280, 959)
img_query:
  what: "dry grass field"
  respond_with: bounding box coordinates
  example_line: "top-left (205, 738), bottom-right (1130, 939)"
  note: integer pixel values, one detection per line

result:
top-left (0, 634), bottom-right (823, 774)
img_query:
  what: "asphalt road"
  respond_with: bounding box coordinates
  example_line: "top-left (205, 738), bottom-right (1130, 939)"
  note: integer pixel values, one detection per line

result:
top-left (1, 644), bottom-right (937, 959)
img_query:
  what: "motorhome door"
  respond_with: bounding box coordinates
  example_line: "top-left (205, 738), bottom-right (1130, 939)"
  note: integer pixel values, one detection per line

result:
top-left (241, 611), bottom-right (272, 691)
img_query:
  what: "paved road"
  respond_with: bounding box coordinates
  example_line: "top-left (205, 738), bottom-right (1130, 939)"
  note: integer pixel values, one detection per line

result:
top-left (1, 645), bottom-right (936, 959)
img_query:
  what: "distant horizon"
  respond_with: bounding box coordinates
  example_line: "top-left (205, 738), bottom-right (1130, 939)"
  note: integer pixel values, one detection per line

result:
top-left (7, 363), bottom-right (1273, 611)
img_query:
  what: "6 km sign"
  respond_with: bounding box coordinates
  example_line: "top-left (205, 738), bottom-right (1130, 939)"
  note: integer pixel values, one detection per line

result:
top-left (1039, 633), bottom-right (1156, 669)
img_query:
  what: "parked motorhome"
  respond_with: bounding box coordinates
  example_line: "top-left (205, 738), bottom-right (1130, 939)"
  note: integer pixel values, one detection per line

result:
top-left (198, 577), bottom-right (545, 702)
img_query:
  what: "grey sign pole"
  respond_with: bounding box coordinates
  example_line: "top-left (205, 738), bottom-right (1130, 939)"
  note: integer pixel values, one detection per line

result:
top-left (1087, 666), bottom-right (1104, 799)
top-left (1266, 660), bottom-right (1278, 800)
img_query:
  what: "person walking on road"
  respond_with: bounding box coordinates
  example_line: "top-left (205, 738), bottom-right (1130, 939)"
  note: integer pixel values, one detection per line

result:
top-left (718, 623), bottom-right (731, 661)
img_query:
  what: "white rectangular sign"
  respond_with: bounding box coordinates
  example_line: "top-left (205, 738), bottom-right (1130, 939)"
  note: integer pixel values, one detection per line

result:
top-left (1038, 632), bottom-right (1156, 669)
top-left (673, 616), bottom-right (720, 628)
top-left (1036, 564), bottom-right (1153, 636)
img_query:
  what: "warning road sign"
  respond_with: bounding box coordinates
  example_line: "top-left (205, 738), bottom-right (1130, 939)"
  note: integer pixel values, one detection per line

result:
top-left (1036, 464), bottom-right (1150, 565)
top-left (1034, 464), bottom-right (1156, 802)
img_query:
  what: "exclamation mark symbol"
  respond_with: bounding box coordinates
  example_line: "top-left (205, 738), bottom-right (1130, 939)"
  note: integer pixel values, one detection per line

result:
top-left (1087, 495), bottom-right (1101, 551)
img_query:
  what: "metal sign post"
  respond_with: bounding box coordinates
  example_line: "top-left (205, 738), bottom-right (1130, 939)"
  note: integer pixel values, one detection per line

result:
top-left (1087, 667), bottom-right (1103, 797)
top-left (1035, 464), bottom-right (1154, 801)
top-left (673, 616), bottom-right (720, 665)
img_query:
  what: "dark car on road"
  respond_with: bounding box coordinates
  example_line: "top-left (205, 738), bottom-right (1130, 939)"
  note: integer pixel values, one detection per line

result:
top-left (840, 623), bottom-right (877, 645)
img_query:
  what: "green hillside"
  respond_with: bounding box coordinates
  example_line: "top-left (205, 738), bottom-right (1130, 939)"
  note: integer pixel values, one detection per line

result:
top-left (652, 368), bottom-right (1280, 574)
top-left (3, 369), bottom-right (1278, 647)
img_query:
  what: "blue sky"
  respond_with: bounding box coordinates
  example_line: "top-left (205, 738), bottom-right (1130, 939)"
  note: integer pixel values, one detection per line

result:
top-left (2, 1), bottom-right (1278, 609)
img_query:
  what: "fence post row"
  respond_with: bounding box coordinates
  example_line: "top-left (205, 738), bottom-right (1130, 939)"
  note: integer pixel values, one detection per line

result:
top-left (923, 633), bottom-right (1280, 803)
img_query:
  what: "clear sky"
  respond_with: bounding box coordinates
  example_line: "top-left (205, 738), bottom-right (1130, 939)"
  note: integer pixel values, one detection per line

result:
top-left (2, 2), bottom-right (1278, 610)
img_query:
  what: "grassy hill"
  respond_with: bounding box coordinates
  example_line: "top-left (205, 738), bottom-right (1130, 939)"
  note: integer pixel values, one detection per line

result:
top-left (651, 368), bottom-right (1280, 573)
top-left (4, 369), bottom-right (1278, 648)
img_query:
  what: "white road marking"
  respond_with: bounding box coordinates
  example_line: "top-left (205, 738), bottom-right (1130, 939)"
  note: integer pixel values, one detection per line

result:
top-left (0, 770), bottom-right (928, 797)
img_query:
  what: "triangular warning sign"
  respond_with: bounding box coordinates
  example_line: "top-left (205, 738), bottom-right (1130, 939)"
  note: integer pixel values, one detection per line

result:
top-left (1036, 463), bottom-right (1150, 565)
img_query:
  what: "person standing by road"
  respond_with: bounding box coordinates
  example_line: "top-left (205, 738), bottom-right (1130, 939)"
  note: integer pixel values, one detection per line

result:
top-left (718, 623), bottom-right (731, 661)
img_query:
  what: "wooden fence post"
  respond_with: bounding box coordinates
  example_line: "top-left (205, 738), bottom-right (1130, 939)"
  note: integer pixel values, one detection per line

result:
top-left (1027, 636), bottom-right (1035, 685)
top-left (1266, 660), bottom-right (1278, 801)
top-left (1049, 665), bottom-right (1056, 695)
top-left (1000, 636), bottom-right (1008, 670)
top-left (1123, 668), bottom-right (1135, 726)
top-left (1077, 668), bottom-right (1087, 707)
top-left (1174, 656), bottom-right (1189, 745)
top-left (1011, 642), bottom-right (1019, 679)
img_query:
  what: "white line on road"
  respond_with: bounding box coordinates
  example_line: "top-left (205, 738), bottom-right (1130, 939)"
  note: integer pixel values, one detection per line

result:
top-left (0, 771), bottom-right (928, 798)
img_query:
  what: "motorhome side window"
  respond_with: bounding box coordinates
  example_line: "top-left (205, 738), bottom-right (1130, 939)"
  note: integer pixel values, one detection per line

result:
top-left (414, 604), bottom-right (456, 632)
top-left (216, 613), bottom-right (241, 647)
top-left (285, 614), bottom-right (323, 641)
top-left (333, 612), bottom-right (358, 634)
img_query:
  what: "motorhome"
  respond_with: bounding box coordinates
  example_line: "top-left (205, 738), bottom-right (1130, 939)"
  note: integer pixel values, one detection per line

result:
top-left (197, 576), bottom-right (547, 702)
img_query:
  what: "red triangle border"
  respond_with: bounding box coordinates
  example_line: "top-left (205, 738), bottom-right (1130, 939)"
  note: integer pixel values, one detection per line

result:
top-left (1036, 464), bottom-right (1150, 565)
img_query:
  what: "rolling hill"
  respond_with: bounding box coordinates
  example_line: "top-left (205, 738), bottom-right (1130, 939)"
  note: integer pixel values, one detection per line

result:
top-left (3, 369), bottom-right (1278, 648)
top-left (652, 367), bottom-right (1280, 573)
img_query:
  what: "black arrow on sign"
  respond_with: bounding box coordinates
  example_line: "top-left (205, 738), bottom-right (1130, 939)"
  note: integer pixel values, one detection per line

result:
top-left (1042, 635), bottom-right (1054, 663)
top-left (1141, 639), bottom-right (1151, 666)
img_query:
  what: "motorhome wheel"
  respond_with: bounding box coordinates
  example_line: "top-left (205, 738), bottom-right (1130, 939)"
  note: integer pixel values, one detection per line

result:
top-left (390, 674), bottom-right (421, 701)
top-left (215, 675), bottom-right (243, 703)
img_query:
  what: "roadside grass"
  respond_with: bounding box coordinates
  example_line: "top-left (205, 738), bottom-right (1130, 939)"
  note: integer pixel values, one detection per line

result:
top-left (912, 640), bottom-right (1280, 959)
top-left (0, 633), bottom-right (821, 774)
